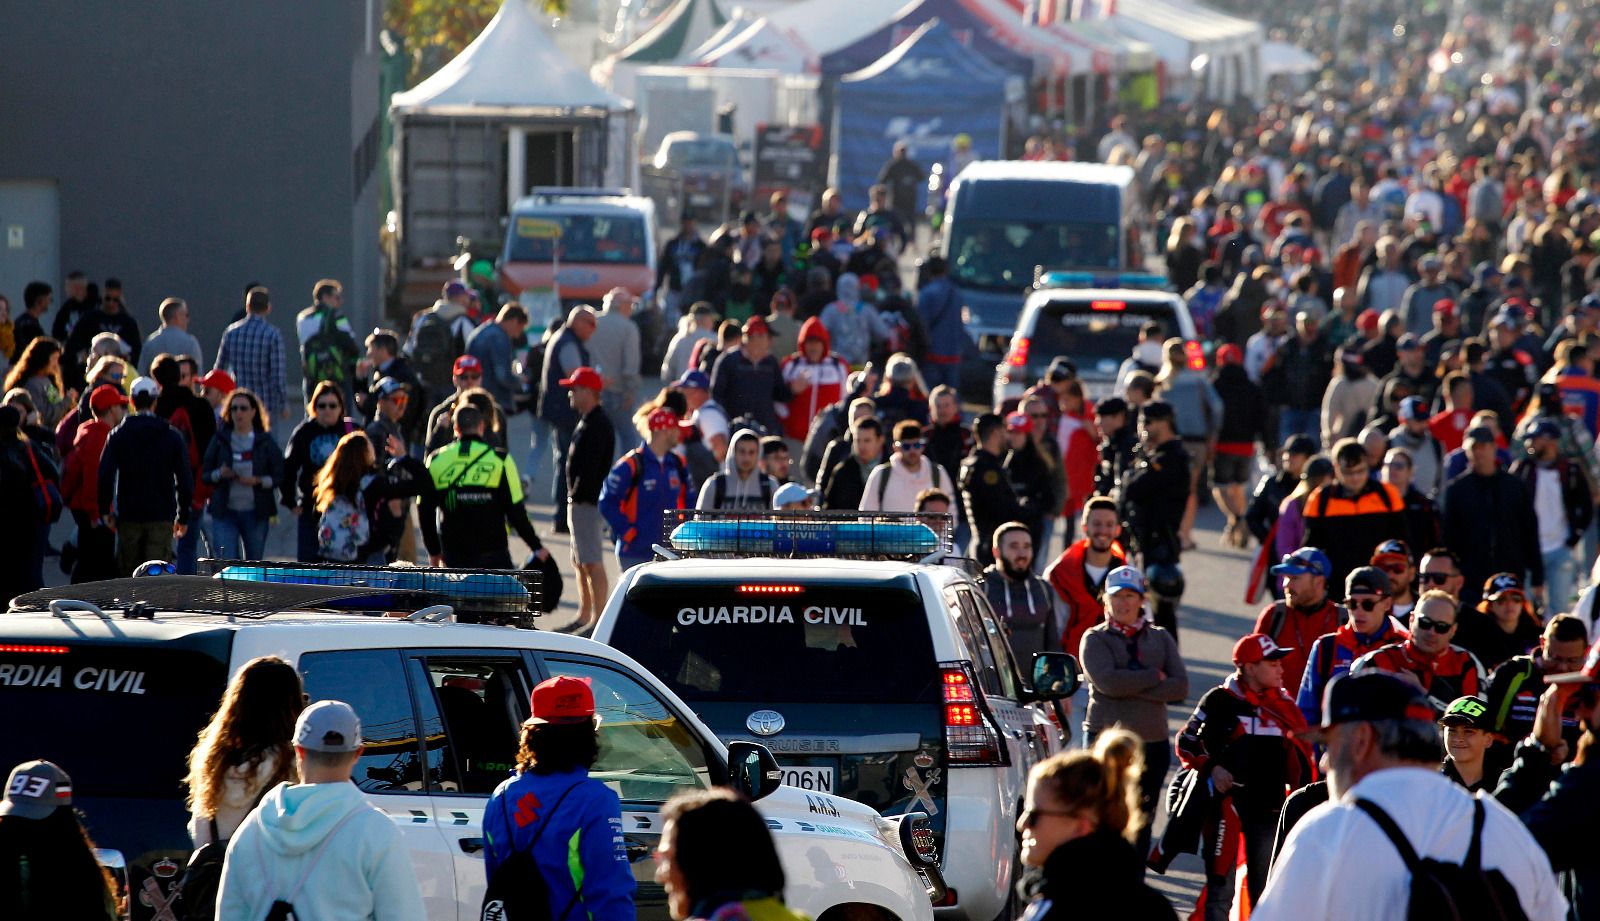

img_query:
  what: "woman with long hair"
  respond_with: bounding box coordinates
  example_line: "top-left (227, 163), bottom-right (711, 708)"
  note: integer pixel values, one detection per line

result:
top-left (4, 337), bottom-right (69, 429)
top-left (1165, 217), bottom-right (1202, 295)
top-left (1016, 730), bottom-right (1176, 920)
top-left (311, 430), bottom-right (424, 563)
top-left (184, 656), bottom-right (304, 845)
top-left (656, 789), bottom-right (804, 921)
top-left (0, 760), bottom-right (119, 920)
top-left (483, 676), bottom-right (635, 921)
top-left (283, 381), bottom-right (358, 561)
top-left (202, 387), bottom-right (285, 560)
top-left (1156, 338), bottom-right (1222, 549)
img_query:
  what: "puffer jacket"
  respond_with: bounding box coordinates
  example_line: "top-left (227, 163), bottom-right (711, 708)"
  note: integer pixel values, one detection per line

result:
top-left (780, 317), bottom-right (849, 440)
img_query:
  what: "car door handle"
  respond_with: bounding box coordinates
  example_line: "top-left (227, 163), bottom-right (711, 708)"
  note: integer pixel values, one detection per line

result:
top-left (624, 837), bottom-right (653, 861)
top-left (459, 837), bottom-right (485, 854)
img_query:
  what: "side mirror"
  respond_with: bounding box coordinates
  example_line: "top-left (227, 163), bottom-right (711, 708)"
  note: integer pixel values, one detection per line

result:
top-left (725, 741), bottom-right (783, 802)
top-left (1029, 652), bottom-right (1081, 701)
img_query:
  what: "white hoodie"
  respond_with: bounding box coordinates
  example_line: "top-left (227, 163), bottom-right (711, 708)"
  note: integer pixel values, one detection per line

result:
top-left (859, 453), bottom-right (958, 521)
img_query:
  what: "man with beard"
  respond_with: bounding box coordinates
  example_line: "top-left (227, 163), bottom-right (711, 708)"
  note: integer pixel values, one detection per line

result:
top-left (1045, 497), bottom-right (1129, 658)
top-left (982, 522), bottom-right (1062, 665)
top-left (1254, 547), bottom-right (1345, 692)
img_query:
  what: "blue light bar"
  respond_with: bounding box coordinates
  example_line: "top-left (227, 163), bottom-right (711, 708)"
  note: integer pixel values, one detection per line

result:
top-left (1039, 271), bottom-right (1170, 290)
top-left (215, 564), bottom-right (531, 610)
top-left (668, 519), bottom-right (941, 557)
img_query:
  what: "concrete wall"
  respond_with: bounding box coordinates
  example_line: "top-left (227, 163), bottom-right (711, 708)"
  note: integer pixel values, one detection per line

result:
top-left (0, 0), bottom-right (382, 380)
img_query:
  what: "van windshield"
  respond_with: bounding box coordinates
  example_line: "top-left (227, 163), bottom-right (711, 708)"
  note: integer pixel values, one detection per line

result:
top-left (0, 642), bottom-right (228, 799)
top-left (1031, 298), bottom-right (1179, 367)
top-left (610, 585), bottom-right (940, 704)
top-left (507, 212), bottom-right (649, 265)
top-left (663, 139), bottom-right (739, 170)
top-left (949, 219), bottom-right (1120, 291)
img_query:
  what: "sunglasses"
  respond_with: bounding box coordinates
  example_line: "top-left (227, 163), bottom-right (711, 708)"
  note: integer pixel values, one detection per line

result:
top-left (229, 404), bottom-right (255, 413)
top-left (1415, 615), bottom-right (1455, 634)
top-left (1380, 564), bottom-right (1409, 575)
top-left (1019, 807), bottom-right (1076, 828)
top-left (1420, 572), bottom-right (1454, 585)
top-left (1350, 596), bottom-right (1389, 612)
top-left (314, 401), bottom-right (340, 410)
top-left (896, 440), bottom-right (925, 450)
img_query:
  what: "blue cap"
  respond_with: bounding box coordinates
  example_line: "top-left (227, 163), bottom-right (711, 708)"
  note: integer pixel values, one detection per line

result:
top-left (1473, 261), bottom-right (1502, 286)
top-left (1105, 566), bottom-right (1146, 595)
top-left (772, 482), bottom-right (814, 508)
top-left (1271, 547), bottom-right (1332, 578)
top-left (675, 369), bottom-right (710, 390)
top-left (1400, 396), bottom-right (1429, 421)
top-left (1583, 294), bottom-right (1600, 312)
top-left (1528, 419), bottom-right (1562, 440)
top-left (1396, 333), bottom-right (1421, 351)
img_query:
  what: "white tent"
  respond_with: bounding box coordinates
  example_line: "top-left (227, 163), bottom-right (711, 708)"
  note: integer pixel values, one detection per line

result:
top-left (391, 0), bottom-right (630, 115)
top-left (1261, 39), bottom-right (1321, 77)
top-left (599, 0), bottom-right (729, 96)
top-left (694, 17), bottom-right (819, 73)
top-left (685, 8), bottom-right (761, 60)
top-left (764, 0), bottom-right (912, 57)
top-left (1101, 0), bottom-right (1263, 102)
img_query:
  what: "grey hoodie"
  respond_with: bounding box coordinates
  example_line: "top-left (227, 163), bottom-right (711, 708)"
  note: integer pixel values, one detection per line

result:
top-left (695, 429), bottom-right (779, 510)
top-left (217, 780), bottom-right (424, 921)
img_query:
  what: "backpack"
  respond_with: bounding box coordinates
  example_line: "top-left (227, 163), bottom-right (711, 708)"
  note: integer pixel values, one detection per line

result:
top-left (711, 472), bottom-right (773, 509)
top-left (1353, 796), bottom-right (1530, 921)
top-left (317, 490), bottom-right (371, 562)
top-left (410, 311), bottom-right (465, 391)
top-left (481, 782), bottom-right (584, 921)
top-left (175, 783), bottom-right (272, 921)
top-left (301, 309), bottom-right (359, 391)
top-left (876, 461), bottom-right (943, 507)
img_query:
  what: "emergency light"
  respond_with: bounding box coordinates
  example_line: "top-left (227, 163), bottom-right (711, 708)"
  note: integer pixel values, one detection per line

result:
top-left (1038, 270), bottom-right (1170, 290)
top-left (664, 512), bottom-right (945, 559)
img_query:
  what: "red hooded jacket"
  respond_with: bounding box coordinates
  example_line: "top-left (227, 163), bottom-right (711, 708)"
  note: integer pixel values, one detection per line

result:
top-left (780, 317), bottom-right (850, 441)
top-left (61, 418), bottom-right (112, 517)
top-left (1044, 538), bottom-right (1128, 655)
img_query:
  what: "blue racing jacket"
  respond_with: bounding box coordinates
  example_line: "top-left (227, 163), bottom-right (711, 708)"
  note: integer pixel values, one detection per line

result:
top-left (598, 444), bottom-right (694, 558)
top-left (483, 768), bottom-right (636, 921)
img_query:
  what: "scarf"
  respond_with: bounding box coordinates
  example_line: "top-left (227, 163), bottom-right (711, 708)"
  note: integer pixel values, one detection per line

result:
top-left (1227, 673), bottom-right (1319, 787)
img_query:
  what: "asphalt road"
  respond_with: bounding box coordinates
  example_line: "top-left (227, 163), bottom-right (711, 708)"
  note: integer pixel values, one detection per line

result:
top-left (39, 401), bottom-right (1261, 913)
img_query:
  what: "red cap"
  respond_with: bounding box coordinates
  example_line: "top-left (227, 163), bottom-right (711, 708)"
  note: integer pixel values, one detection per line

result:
top-left (89, 384), bottom-right (129, 413)
top-left (560, 366), bottom-right (604, 392)
top-left (1434, 299), bottom-right (1457, 318)
top-left (453, 355), bottom-right (483, 376)
top-left (1216, 344), bottom-right (1244, 366)
top-left (1233, 632), bottom-right (1293, 666)
top-left (1357, 309), bottom-right (1380, 331)
top-left (648, 408), bottom-right (681, 432)
top-left (1005, 411), bottom-right (1032, 434)
top-left (811, 227), bottom-right (833, 243)
top-left (199, 369), bottom-right (236, 394)
top-left (528, 676), bottom-right (595, 725)
top-left (743, 315), bottom-right (770, 337)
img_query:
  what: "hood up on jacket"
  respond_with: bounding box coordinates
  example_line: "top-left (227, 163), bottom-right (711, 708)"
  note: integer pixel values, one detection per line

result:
top-left (724, 429), bottom-right (762, 476)
top-left (835, 273), bottom-right (861, 306)
top-left (798, 316), bottom-right (831, 355)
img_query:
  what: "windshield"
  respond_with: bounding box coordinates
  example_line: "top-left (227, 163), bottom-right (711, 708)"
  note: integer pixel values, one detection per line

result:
top-left (663, 139), bottom-right (738, 170)
top-left (949, 219), bottom-right (1121, 291)
top-left (1031, 299), bottom-right (1179, 368)
top-left (610, 585), bottom-right (939, 704)
top-left (0, 642), bottom-right (228, 799)
top-left (506, 213), bottom-right (648, 265)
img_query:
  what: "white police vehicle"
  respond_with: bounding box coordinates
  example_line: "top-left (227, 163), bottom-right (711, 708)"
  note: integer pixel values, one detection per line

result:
top-left (993, 271), bottom-right (1199, 406)
top-left (0, 564), bottom-right (941, 921)
top-left (591, 513), bottom-right (1081, 921)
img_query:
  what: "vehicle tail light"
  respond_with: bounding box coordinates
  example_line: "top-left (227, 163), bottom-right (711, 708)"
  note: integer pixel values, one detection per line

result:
top-left (738, 584), bottom-right (804, 594)
top-left (1004, 335), bottom-right (1030, 367)
top-left (1184, 340), bottom-right (1206, 371)
top-left (0, 644), bottom-right (70, 654)
top-left (932, 888), bottom-right (959, 908)
top-left (1090, 299), bottom-right (1126, 311)
top-left (941, 662), bottom-right (1006, 765)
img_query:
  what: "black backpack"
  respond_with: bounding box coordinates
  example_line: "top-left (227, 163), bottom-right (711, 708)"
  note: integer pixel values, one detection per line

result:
top-left (176, 784), bottom-right (272, 921)
top-left (1353, 797), bottom-right (1531, 921)
top-left (481, 782), bottom-right (583, 921)
top-left (301, 308), bottom-right (359, 391)
top-left (411, 311), bottom-right (466, 392)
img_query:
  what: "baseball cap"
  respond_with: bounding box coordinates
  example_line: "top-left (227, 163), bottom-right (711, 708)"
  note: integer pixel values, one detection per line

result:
top-left (443, 280), bottom-right (470, 298)
top-left (1271, 547), bottom-right (1332, 578)
top-left (1439, 695), bottom-right (1492, 729)
top-left (559, 366), bottom-right (604, 392)
top-left (1464, 425), bottom-right (1496, 446)
top-left (1105, 566), bottom-right (1147, 595)
top-left (1473, 261), bottom-right (1502, 286)
top-left (1216, 344), bottom-right (1244, 366)
top-left (0, 760), bottom-right (72, 820)
top-left (1140, 401), bottom-right (1175, 424)
top-left (374, 377), bottom-right (407, 400)
top-left (1284, 433), bottom-right (1317, 457)
top-left (1356, 309), bottom-right (1380, 332)
top-left (294, 700), bottom-right (363, 753)
top-left (529, 675), bottom-right (596, 725)
top-left (675, 369), bottom-right (710, 391)
top-left (1419, 253), bottom-right (1443, 271)
top-left (1005, 411), bottom-right (1032, 434)
top-left (199, 369), bottom-right (236, 394)
top-left (1345, 565), bottom-right (1391, 598)
top-left (1433, 298), bottom-right (1457, 318)
top-left (1583, 293), bottom-right (1600, 313)
top-left (1371, 538), bottom-right (1411, 564)
top-left (90, 331), bottom-right (131, 357)
top-left (1233, 633), bottom-right (1293, 666)
top-left (453, 355), bottom-right (483, 376)
top-left (743, 316), bottom-right (770, 337)
top-left (129, 376), bottom-right (160, 400)
top-left (772, 482), bottom-right (814, 508)
top-left (1396, 333), bottom-right (1422, 352)
top-left (1301, 672), bottom-right (1438, 741)
top-left (1046, 357), bottom-right (1077, 382)
top-left (648, 408), bottom-right (681, 432)
top-left (1527, 418), bottom-right (1562, 441)
top-left (89, 384), bottom-right (129, 413)
top-left (1477, 572), bottom-right (1531, 616)
top-left (1399, 396), bottom-right (1429, 421)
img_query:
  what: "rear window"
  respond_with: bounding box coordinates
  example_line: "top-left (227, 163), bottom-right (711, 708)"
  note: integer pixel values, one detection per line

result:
top-left (1029, 298), bottom-right (1179, 369)
top-left (611, 584), bottom-right (939, 704)
top-left (663, 139), bottom-right (739, 170)
top-left (506, 212), bottom-right (648, 265)
top-left (0, 642), bottom-right (228, 799)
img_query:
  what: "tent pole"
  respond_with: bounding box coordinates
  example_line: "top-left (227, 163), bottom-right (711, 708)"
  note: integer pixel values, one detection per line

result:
top-left (508, 126), bottom-right (527, 211)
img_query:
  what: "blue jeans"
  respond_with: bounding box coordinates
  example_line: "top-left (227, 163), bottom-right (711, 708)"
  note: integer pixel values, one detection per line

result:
top-left (1278, 408), bottom-right (1320, 451)
top-left (1544, 545), bottom-right (1578, 614)
top-left (529, 416), bottom-right (552, 488)
top-left (211, 507), bottom-right (269, 560)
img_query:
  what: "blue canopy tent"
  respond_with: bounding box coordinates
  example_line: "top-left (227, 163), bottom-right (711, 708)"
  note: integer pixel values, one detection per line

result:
top-left (833, 19), bottom-right (1022, 212)
top-left (819, 0), bottom-right (1034, 81)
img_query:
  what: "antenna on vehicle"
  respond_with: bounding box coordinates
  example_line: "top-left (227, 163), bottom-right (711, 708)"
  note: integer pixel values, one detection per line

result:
top-left (404, 605), bottom-right (455, 623)
top-left (49, 599), bottom-right (112, 620)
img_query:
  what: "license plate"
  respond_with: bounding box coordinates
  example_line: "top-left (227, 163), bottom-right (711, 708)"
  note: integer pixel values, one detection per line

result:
top-left (779, 766), bottom-right (835, 793)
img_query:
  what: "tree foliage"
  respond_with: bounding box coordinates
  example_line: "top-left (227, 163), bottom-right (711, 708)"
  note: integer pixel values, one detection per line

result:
top-left (387, 0), bottom-right (569, 87)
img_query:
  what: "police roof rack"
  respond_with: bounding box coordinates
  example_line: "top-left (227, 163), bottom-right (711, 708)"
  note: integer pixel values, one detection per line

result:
top-left (657, 510), bottom-right (952, 562)
top-left (198, 559), bottom-right (542, 628)
top-left (528, 186), bottom-right (635, 201)
top-left (1033, 268), bottom-right (1170, 291)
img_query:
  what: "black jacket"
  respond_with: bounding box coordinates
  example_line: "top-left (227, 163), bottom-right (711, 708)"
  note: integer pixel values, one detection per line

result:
top-left (281, 417), bottom-right (357, 509)
top-left (1400, 485), bottom-right (1441, 555)
top-left (656, 232), bottom-right (707, 293)
top-left (567, 405), bottom-right (616, 504)
top-left (1152, 767), bottom-right (1211, 872)
top-left (820, 452), bottom-right (881, 511)
top-left (1095, 426), bottom-right (1138, 498)
top-left (709, 347), bottom-right (787, 435)
top-left (65, 307), bottom-right (142, 368)
top-left (1509, 456), bottom-right (1594, 548)
top-left (1493, 737), bottom-right (1600, 919)
top-left (1441, 469), bottom-right (1544, 604)
top-left (1263, 333), bottom-right (1335, 411)
top-left (1021, 829), bottom-right (1176, 921)
top-left (961, 447), bottom-right (1030, 564)
top-left (97, 412), bottom-right (192, 524)
top-left (1246, 469), bottom-right (1297, 542)
top-left (359, 355), bottom-right (427, 443)
top-left (1213, 364), bottom-right (1268, 445)
top-left (1118, 439), bottom-right (1190, 565)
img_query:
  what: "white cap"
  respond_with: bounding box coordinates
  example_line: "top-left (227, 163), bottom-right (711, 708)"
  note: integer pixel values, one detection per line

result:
top-left (129, 376), bottom-right (160, 400)
top-left (294, 700), bottom-right (363, 753)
